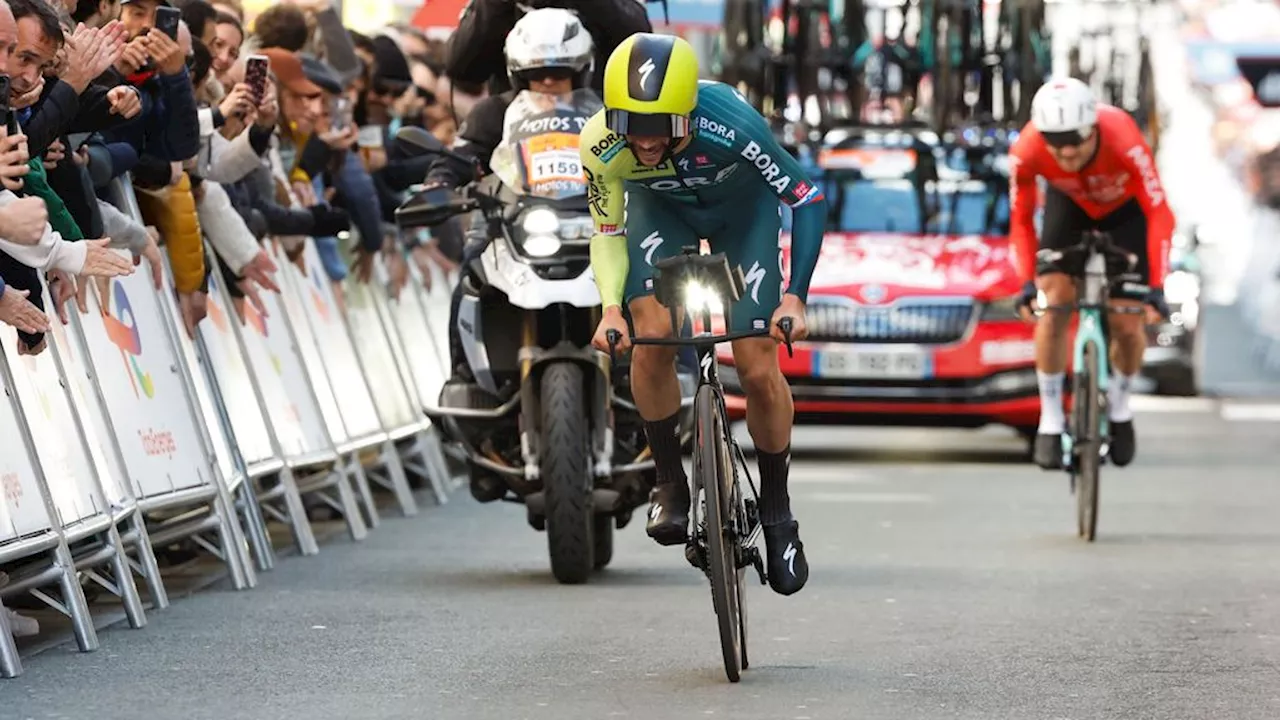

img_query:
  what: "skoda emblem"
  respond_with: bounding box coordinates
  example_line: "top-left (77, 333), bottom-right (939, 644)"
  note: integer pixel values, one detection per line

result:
top-left (859, 283), bottom-right (887, 304)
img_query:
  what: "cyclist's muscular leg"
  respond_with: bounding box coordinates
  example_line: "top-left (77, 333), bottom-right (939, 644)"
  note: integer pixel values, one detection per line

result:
top-left (629, 296), bottom-right (692, 546)
top-left (1032, 272), bottom-right (1076, 468)
top-left (1104, 299), bottom-right (1147, 467)
top-left (729, 336), bottom-right (794, 515)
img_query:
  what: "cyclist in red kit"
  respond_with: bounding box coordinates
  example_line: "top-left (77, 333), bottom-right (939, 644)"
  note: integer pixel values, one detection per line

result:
top-left (1009, 77), bottom-right (1175, 471)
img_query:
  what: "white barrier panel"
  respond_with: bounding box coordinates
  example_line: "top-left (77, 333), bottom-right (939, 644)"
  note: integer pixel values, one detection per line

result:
top-left (295, 243), bottom-right (383, 442)
top-left (0, 326), bottom-right (105, 529)
top-left (232, 276), bottom-right (330, 460)
top-left (0, 379), bottom-right (53, 542)
top-left (399, 263), bottom-right (449, 409)
top-left (74, 271), bottom-right (212, 499)
top-left (343, 273), bottom-right (419, 431)
top-left (417, 261), bottom-right (455, 384)
top-left (269, 245), bottom-right (351, 447)
top-left (200, 269), bottom-right (276, 468)
top-left (48, 304), bottom-right (130, 510)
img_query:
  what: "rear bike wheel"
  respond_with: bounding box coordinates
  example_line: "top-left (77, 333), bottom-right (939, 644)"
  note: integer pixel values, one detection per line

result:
top-left (694, 384), bottom-right (743, 682)
top-left (1073, 343), bottom-right (1102, 541)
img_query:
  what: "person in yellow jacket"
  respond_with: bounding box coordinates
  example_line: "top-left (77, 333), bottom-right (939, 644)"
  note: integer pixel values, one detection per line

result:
top-left (135, 165), bottom-right (208, 336)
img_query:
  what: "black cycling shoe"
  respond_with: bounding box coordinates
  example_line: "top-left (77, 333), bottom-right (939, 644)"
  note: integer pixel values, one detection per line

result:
top-left (763, 521), bottom-right (809, 596)
top-left (1109, 420), bottom-right (1136, 467)
top-left (1034, 433), bottom-right (1063, 470)
top-left (645, 482), bottom-right (690, 546)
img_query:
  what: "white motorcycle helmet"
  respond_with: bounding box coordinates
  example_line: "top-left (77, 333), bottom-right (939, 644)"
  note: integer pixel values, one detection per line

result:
top-left (1031, 77), bottom-right (1098, 146)
top-left (504, 8), bottom-right (595, 91)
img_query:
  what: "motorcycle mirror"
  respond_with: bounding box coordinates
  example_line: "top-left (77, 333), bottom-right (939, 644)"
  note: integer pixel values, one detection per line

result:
top-left (395, 185), bottom-right (471, 230)
top-left (395, 126), bottom-right (447, 157)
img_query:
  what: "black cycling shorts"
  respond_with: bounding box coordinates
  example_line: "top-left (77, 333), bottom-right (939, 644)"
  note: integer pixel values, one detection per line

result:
top-left (1037, 188), bottom-right (1151, 301)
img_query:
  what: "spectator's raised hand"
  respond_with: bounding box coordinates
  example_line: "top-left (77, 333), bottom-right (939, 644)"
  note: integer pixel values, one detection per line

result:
top-left (63, 23), bottom-right (125, 92)
top-left (178, 290), bottom-right (208, 338)
top-left (319, 124), bottom-right (359, 151)
top-left (136, 226), bottom-right (164, 290)
top-left (11, 76), bottom-right (44, 111)
top-left (107, 86), bottom-right (142, 118)
top-left (0, 286), bottom-right (49, 334)
top-left (145, 29), bottom-right (186, 76)
top-left (0, 196), bottom-right (48, 245)
top-left (241, 249), bottom-right (281, 294)
top-left (42, 139), bottom-right (65, 171)
top-left (0, 126), bottom-right (30, 191)
top-left (219, 82), bottom-right (254, 121)
top-left (80, 238), bottom-right (136, 278)
top-left (116, 37), bottom-right (149, 75)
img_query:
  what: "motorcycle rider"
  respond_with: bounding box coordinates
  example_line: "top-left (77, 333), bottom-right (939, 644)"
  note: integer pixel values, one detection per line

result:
top-left (445, 0), bottom-right (651, 97)
top-left (417, 7), bottom-right (595, 385)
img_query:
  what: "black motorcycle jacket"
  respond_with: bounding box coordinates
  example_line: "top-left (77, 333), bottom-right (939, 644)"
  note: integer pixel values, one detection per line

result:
top-left (423, 90), bottom-right (516, 190)
top-left (445, 0), bottom-right (653, 96)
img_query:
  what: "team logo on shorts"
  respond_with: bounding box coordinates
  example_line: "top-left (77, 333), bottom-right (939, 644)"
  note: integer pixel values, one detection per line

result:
top-left (644, 278), bottom-right (654, 290)
top-left (752, 318), bottom-right (766, 330)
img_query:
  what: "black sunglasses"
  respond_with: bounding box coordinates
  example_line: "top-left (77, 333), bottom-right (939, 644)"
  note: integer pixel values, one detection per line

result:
top-left (1042, 128), bottom-right (1093, 148)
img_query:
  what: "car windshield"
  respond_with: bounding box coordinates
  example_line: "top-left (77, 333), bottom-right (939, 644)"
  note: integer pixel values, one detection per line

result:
top-left (782, 143), bottom-right (1011, 236)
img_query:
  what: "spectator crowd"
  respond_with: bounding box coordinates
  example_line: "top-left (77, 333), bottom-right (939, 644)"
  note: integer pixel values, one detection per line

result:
top-left (0, 0), bottom-right (473, 637)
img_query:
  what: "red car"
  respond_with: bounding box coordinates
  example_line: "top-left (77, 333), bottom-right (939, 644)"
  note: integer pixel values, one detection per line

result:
top-left (717, 124), bottom-right (1042, 444)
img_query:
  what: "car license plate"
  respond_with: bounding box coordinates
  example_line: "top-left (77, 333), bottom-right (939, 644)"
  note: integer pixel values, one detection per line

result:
top-left (813, 347), bottom-right (930, 379)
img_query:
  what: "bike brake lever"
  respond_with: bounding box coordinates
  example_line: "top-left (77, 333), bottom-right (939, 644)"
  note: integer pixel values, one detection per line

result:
top-left (778, 317), bottom-right (795, 358)
top-left (605, 329), bottom-right (622, 366)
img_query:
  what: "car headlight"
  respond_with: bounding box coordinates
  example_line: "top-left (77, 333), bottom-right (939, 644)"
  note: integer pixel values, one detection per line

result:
top-left (684, 281), bottom-right (724, 314)
top-left (1163, 271), bottom-right (1200, 304)
top-left (980, 294), bottom-right (1022, 321)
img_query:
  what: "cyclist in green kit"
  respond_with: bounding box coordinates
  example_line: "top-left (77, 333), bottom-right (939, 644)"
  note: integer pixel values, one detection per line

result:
top-left (580, 33), bottom-right (827, 596)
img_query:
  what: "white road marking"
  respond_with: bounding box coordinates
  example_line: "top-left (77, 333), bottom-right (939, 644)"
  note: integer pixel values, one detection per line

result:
top-left (1220, 403), bottom-right (1280, 422)
top-left (803, 491), bottom-right (934, 504)
top-left (1130, 395), bottom-right (1218, 413)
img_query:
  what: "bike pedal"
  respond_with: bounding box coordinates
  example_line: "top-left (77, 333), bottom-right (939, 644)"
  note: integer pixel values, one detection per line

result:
top-left (684, 542), bottom-right (707, 572)
top-left (749, 547), bottom-right (767, 586)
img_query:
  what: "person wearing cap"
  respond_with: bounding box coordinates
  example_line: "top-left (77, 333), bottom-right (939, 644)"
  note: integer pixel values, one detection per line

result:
top-left (245, 47), bottom-right (350, 262)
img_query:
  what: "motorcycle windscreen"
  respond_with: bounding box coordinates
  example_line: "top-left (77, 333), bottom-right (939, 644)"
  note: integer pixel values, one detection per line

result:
top-left (489, 88), bottom-right (603, 201)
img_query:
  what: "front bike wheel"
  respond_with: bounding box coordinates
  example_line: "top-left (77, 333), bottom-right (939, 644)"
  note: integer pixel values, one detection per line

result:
top-left (694, 384), bottom-right (743, 682)
top-left (1074, 343), bottom-right (1102, 541)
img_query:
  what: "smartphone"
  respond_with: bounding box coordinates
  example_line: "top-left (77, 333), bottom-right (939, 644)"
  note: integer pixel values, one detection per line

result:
top-left (155, 6), bottom-right (181, 40)
top-left (329, 96), bottom-right (351, 132)
top-left (245, 55), bottom-right (269, 107)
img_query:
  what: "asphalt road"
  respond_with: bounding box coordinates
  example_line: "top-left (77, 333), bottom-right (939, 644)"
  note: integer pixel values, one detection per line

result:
top-left (6, 398), bottom-right (1280, 720)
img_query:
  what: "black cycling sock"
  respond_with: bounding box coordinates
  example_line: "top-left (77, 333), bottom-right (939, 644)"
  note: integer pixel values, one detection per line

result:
top-left (757, 445), bottom-right (793, 526)
top-left (644, 412), bottom-right (686, 487)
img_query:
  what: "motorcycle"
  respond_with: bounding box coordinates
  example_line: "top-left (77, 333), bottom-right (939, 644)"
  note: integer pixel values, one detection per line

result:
top-left (395, 90), bottom-right (693, 584)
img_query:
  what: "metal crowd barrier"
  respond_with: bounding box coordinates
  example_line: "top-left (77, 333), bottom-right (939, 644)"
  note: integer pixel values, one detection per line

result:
top-left (0, 177), bottom-right (456, 678)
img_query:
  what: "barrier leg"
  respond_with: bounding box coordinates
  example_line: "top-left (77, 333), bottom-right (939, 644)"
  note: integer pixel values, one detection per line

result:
top-left (373, 438), bottom-right (420, 516)
top-left (236, 479), bottom-right (276, 572)
top-left (348, 455), bottom-right (381, 529)
top-left (53, 541), bottom-right (99, 652)
top-left (280, 467), bottom-right (320, 555)
top-left (422, 429), bottom-right (454, 502)
top-left (99, 523), bottom-right (148, 628)
top-left (212, 486), bottom-right (253, 590)
top-left (0, 598), bottom-right (21, 678)
top-left (123, 511), bottom-right (169, 609)
top-left (333, 468), bottom-right (369, 542)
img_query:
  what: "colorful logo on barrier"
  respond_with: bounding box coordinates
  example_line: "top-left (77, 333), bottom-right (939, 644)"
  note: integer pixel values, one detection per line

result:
top-left (243, 297), bottom-right (268, 337)
top-left (102, 281), bottom-right (156, 399)
top-left (309, 270), bottom-right (330, 322)
top-left (207, 287), bottom-right (229, 333)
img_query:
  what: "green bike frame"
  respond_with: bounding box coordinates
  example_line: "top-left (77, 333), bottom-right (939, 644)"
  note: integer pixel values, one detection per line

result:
top-left (1060, 249), bottom-right (1112, 465)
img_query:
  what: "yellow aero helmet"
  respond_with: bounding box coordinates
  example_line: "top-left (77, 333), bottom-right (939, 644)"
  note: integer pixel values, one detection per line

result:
top-left (603, 33), bottom-right (699, 138)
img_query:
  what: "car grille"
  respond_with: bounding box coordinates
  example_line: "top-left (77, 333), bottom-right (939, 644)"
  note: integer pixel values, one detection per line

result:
top-left (806, 297), bottom-right (976, 344)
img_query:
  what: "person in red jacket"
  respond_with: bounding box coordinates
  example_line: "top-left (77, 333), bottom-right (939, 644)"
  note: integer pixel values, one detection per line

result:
top-left (1009, 77), bottom-right (1175, 470)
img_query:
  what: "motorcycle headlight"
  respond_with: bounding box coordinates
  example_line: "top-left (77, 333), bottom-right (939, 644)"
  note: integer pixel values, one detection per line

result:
top-left (522, 208), bottom-right (560, 235)
top-left (980, 294), bottom-right (1022, 321)
top-left (519, 208), bottom-right (563, 257)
